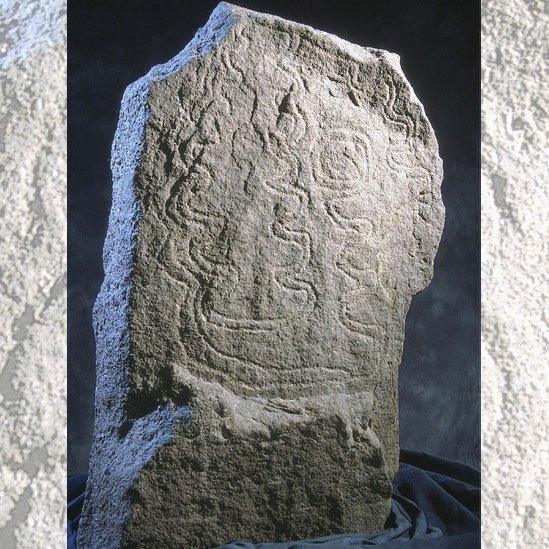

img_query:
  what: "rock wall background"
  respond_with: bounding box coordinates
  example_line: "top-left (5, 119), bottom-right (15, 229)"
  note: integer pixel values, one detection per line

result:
top-left (68, 0), bottom-right (481, 474)
top-left (0, 0), bottom-right (66, 546)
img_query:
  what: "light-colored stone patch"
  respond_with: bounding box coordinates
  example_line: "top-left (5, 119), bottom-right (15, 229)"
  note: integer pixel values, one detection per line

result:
top-left (482, 0), bottom-right (548, 547)
top-left (0, 0), bottom-right (66, 547)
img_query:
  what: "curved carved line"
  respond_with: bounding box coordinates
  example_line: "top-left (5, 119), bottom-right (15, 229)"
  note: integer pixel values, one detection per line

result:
top-left (271, 219), bottom-right (317, 305)
top-left (192, 287), bottom-right (271, 371)
top-left (206, 306), bottom-right (281, 331)
top-left (339, 302), bottom-right (379, 339)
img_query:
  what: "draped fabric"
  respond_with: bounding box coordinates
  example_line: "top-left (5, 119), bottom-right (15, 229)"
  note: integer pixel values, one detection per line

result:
top-left (68, 450), bottom-right (480, 548)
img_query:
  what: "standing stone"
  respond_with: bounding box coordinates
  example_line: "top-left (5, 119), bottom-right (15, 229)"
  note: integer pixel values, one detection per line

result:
top-left (78, 3), bottom-right (444, 547)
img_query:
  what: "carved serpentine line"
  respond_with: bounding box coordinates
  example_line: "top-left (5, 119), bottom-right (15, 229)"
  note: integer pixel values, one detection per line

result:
top-left (192, 286), bottom-right (272, 370)
top-left (261, 154), bottom-right (308, 207)
top-left (308, 128), bottom-right (383, 340)
top-left (271, 212), bottom-right (317, 306)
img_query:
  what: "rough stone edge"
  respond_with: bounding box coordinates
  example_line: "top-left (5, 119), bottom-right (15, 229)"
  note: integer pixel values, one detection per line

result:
top-left (78, 5), bottom-right (240, 548)
top-left (0, 0), bottom-right (66, 547)
top-left (481, 0), bottom-right (548, 547)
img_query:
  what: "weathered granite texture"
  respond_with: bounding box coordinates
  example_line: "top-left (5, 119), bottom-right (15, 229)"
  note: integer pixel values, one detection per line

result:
top-left (0, 0), bottom-right (66, 547)
top-left (482, 0), bottom-right (548, 547)
top-left (78, 3), bottom-right (444, 547)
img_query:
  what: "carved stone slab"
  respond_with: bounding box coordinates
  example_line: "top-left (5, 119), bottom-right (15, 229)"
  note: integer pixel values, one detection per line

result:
top-left (78, 3), bottom-right (444, 547)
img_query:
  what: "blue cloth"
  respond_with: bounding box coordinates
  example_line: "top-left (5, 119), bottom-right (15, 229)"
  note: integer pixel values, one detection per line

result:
top-left (68, 450), bottom-right (479, 548)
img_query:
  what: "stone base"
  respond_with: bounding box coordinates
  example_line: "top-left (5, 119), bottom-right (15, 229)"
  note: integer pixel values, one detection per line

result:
top-left (123, 407), bottom-right (392, 548)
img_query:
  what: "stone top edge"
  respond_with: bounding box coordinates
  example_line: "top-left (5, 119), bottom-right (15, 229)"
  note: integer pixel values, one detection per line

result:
top-left (224, 2), bottom-right (426, 106)
top-left (221, 2), bottom-right (400, 65)
top-left (122, 2), bottom-right (418, 103)
top-left (110, 1), bottom-right (438, 184)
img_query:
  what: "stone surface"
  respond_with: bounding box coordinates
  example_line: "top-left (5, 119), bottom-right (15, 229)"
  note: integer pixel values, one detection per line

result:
top-left (0, 0), bottom-right (66, 547)
top-left (482, 0), bottom-right (548, 547)
top-left (78, 3), bottom-right (444, 547)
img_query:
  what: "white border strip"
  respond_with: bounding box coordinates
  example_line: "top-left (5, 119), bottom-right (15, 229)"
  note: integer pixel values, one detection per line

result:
top-left (0, 1), bottom-right (66, 547)
top-left (482, 0), bottom-right (548, 546)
